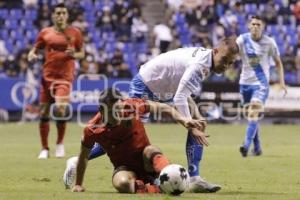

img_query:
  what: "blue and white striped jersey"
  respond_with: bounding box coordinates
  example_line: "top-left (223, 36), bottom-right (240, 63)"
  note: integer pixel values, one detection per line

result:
top-left (236, 33), bottom-right (280, 86)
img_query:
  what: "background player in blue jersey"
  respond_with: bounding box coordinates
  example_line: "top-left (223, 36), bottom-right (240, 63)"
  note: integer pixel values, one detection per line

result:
top-left (236, 16), bottom-right (287, 157)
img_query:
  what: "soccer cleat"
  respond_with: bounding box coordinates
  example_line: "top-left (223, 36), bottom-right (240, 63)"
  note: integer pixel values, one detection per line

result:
top-left (188, 176), bottom-right (221, 193)
top-left (38, 149), bottom-right (49, 159)
top-left (239, 145), bottom-right (248, 157)
top-left (251, 149), bottom-right (262, 156)
top-left (63, 156), bottom-right (78, 189)
top-left (55, 143), bottom-right (65, 158)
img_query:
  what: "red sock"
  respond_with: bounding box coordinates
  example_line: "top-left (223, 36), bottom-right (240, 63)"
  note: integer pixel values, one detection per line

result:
top-left (152, 154), bottom-right (170, 173)
top-left (135, 180), bottom-right (146, 193)
top-left (39, 121), bottom-right (49, 150)
top-left (135, 180), bottom-right (160, 194)
top-left (145, 184), bottom-right (160, 193)
top-left (56, 121), bottom-right (66, 144)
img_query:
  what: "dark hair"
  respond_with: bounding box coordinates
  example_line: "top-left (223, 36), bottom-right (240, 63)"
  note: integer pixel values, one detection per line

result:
top-left (51, 3), bottom-right (68, 13)
top-left (98, 87), bottom-right (122, 111)
top-left (250, 15), bottom-right (265, 23)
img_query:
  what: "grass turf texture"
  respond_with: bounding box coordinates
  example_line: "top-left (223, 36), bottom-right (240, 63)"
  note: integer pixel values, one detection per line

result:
top-left (0, 123), bottom-right (299, 200)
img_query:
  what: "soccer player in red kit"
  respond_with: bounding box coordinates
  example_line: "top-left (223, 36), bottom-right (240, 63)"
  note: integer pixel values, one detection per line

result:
top-left (69, 88), bottom-right (205, 193)
top-left (27, 3), bottom-right (84, 159)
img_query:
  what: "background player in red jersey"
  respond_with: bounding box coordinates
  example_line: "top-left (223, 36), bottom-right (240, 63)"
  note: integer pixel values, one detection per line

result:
top-left (69, 88), bottom-right (205, 193)
top-left (27, 3), bottom-right (85, 159)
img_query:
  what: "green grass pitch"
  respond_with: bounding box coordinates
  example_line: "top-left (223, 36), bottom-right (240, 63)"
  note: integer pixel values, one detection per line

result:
top-left (0, 122), bottom-right (299, 200)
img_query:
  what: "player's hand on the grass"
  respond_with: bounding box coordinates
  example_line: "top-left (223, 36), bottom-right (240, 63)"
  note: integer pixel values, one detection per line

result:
top-left (65, 47), bottom-right (75, 58)
top-left (72, 185), bottom-right (85, 192)
top-left (27, 51), bottom-right (39, 62)
top-left (191, 128), bottom-right (209, 146)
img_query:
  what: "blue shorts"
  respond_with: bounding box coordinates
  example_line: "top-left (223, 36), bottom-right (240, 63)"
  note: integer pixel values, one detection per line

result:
top-left (239, 84), bottom-right (269, 105)
top-left (129, 74), bottom-right (173, 103)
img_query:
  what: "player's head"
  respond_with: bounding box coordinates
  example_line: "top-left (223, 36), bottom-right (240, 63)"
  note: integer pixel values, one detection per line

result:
top-left (212, 36), bottom-right (239, 74)
top-left (98, 87), bottom-right (123, 125)
top-left (248, 15), bottom-right (265, 40)
top-left (51, 3), bottom-right (69, 27)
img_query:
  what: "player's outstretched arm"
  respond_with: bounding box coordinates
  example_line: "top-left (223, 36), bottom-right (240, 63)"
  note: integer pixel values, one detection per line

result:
top-left (27, 47), bottom-right (39, 62)
top-left (72, 144), bottom-right (91, 192)
top-left (147, 100), bottom-right (204, 130)
top-left (274, 55), bottom-right (287, 96)
top-left (147, 100), bottom-right (209, 146)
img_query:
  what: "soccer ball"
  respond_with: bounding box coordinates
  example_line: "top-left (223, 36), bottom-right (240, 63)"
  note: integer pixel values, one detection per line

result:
top-left (158, 164), bottom-right (189, 195)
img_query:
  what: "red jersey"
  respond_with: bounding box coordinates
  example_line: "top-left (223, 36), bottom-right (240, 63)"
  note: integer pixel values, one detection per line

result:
top-left (82, 99), bottom-right (151, 169)
top-left (34, 26), bottom-right (83, 82)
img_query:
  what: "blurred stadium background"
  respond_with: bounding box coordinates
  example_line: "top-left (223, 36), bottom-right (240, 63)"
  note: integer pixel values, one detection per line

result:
top-left (0, 1), bottom-right (300, 200)
top-left (0, 0), bottom-right (300, 123)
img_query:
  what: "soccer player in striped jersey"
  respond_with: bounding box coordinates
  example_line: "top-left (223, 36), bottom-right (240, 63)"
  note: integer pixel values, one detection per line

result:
top-left (236, 16), bottom-right (287, 157)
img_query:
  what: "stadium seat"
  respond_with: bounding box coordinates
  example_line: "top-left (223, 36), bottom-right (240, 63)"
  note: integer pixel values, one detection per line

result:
top-left (9, 9), bottom-right (23, 19)
top-left (24, 9), bottom-right (37, 20)
top-left (0, 9), bottom-right (9, 19)
top-left (244, 4), bottom-right (257, 15)
top-left (5, 20), bottom-right (19, 29)
top-left (10, 30), bottom-right (24, 40)
top-left (5, 40), bottom-right (14, 53)
top-left (273, 0), bottom-right (283, 6)
top-left (0, 29), bottom-right (9, 39)
top-left (94, 1), bottom-right (105, 10)
top-left (136, 42), bottom-right (147, 53)
top-left (180, 35), bottom-right (191, 46)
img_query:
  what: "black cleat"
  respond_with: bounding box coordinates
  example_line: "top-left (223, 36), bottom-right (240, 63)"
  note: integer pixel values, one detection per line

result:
top-left (239, 146), bottom-right (248, 157)
top-left (251, 149), bottom-right (262, 156)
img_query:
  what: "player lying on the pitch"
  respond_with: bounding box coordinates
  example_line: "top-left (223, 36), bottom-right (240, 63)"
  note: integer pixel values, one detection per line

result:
top-left (67, 87), bottom-right (206, 193)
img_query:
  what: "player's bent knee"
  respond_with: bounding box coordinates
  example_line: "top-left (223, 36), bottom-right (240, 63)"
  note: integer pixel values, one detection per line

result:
top-left (143, 145), bottom-right (164, 172)
top-left (51, 103), bottom-right (71, 119)
top-left (143, 145), bottom-right (162, 160)
top-left (40, 103), bottom-right (51, 117)
top-left (247, 102), bottom-right (264, 120)
top-left (112, 170), bottom-right (136, 193)
top-left (55, 104), bottom-right (67, 116)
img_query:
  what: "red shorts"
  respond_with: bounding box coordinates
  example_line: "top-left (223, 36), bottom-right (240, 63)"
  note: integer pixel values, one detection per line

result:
top-left (39, 78), bottom-right (72, 104)
top-left (112, 150), bottom-right (157, 184)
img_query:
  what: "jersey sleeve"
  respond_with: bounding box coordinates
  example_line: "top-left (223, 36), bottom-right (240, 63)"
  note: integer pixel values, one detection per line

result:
top-left (173, 83), bottom-right (192, 118)
top-left (81, 127), bottom-right (96, 149)
top-left (74, 28), bottom-right (83, 50)
top-left (173, 65), bottom-right (203, 118)
top-left (34, 29), bottom-right (46, 49)
top-left (179, 64), bottom-right (203, 95)
top-left (269, 38), bottom-right (280, 58)
top-left (123, 99), bottom-right (150, 117)
top-left (81, 113), bottom-right (102, 148)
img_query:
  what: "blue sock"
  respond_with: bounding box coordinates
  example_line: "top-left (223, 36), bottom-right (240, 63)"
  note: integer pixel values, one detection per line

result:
top-left (186, 130), bottom-right (203, 177)
top-left (88, 143), bottom-right (106, 160)
top-left (253, 126), bottom-right (261, 152)
top-left (244, 121), bottom-right (259, 150)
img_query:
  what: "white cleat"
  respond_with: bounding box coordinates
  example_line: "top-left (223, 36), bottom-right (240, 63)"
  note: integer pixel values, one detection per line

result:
top-left (189, 176), bottom-right (221, 193)
top-left (38, 149), bottom-right (49, 159)
top-left (63, 156), bottom-right (78, 189)
top-left (55, 143), bottom-right (65, 158)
